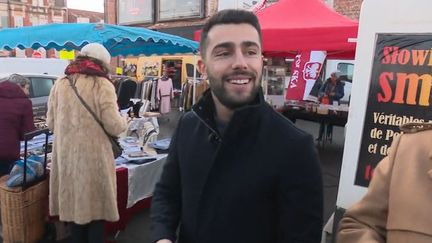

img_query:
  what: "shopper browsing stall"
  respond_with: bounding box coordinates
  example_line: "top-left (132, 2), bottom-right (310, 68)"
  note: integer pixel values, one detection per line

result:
top-left (0, 74), bottom-right (35, 176)
top-left (317, 71), bottom-right (344, 141)
top-left (47, 43), bottom-right (127, 243)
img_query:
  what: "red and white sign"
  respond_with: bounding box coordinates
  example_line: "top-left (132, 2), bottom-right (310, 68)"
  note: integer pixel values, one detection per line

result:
top-left (32, 51), bottom-right (42, 58)
top-left (285, 51), bottom-right (326, 101)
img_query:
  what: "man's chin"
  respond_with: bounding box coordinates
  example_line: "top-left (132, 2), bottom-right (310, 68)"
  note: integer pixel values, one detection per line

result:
top-left (220, 96), bottom-right (254, 110)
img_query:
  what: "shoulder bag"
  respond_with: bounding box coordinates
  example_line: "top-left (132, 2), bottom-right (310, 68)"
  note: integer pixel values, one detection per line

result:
top-left (66, 76), bottom-right (123, 159)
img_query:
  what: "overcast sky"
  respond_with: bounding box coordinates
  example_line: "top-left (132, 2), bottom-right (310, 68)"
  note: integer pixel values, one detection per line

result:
top-left (67, 0), bottom-right (104, 12)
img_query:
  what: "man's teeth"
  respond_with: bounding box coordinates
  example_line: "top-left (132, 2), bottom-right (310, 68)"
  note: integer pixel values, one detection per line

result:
top-left (229, 79), bottom-right (249, 84)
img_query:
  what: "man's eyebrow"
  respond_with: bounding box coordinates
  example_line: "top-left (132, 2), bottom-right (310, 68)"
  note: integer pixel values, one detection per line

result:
top-left (242, 41), bottom-right (260, 48)
top-left (211, 42), bottom-right (234, 52)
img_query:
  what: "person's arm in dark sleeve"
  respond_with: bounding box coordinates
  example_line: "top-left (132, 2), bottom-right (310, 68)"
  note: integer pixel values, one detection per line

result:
top-left (151, 116), bottom-right (183, 243)
top-left (334, 82), bottom-right (345, 100)
top-left (278, 134), bottom-right (323, 243)
top-left (318, 82), bottom-right (327, 98)
top-left (19, 99), bottom-right (36, 140)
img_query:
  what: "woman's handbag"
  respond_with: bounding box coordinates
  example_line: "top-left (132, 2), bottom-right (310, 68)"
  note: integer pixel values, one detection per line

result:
top-left (67, 76), bottom-right (123, 159)
top-left (0, 129), bottom-right (50, 243)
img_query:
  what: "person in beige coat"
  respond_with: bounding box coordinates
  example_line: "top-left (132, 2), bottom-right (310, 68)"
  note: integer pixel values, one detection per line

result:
top-left (337, 122), bottom-right (432, 243)
top-left (47, 43), bottom-right (127, 243)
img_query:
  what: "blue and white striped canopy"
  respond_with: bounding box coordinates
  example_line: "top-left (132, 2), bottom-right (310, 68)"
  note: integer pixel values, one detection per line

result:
top-left (0, 23), bottom-right (199, 56)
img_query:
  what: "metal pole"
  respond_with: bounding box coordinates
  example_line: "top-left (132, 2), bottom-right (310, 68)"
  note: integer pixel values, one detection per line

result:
top-left (192, 54), bottom-right (197, 105)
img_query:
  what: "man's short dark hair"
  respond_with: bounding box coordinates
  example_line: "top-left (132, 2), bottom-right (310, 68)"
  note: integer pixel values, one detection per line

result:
top-left (200, 9), bottom-right (262, 58)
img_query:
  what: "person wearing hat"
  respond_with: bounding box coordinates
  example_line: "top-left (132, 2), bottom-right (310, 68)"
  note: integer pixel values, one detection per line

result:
top-left (47, 43), bottom-right (127, 243)
top-left (0, 74), bottom-right (35, 176)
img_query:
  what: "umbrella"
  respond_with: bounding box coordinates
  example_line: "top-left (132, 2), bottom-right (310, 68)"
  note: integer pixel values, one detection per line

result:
top-left (0, 23), bottom-right (199, 56)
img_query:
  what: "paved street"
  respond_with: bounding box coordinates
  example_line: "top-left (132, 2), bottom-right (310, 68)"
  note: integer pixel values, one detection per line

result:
top-left (111, 111), bottom-right (345, 243)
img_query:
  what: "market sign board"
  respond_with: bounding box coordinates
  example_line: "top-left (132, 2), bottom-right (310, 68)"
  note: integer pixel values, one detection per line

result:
top-left (355, 34), bottom-right (432, 187)
top-left (336, 0), bottom-right (432, 211)
top-left (59, 50), bottom-right (75, 60)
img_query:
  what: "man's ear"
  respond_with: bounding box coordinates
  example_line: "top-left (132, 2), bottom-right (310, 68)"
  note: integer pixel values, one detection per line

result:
top-left (198, 59), bottom-right (207, 76)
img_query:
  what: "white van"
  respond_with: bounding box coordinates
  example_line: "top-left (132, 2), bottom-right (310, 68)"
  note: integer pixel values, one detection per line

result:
top-left (264, 58), bottom-right (355, 107)
top-left (0, 58), bottom-right (69, 76)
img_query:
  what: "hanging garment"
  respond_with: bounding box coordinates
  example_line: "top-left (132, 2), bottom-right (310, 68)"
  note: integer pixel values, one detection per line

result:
top-left (151, 79), bottom-right (158, 111)
top-left (157, 77), bottom-right (173, 114)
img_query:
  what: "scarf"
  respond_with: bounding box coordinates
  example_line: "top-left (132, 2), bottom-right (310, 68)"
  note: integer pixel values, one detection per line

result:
top-left (65, 58), bottom-right (110, 80)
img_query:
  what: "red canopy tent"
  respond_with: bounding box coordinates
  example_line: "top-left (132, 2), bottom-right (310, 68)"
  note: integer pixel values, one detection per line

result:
top-left (194, 0), bottom-right (358, 59)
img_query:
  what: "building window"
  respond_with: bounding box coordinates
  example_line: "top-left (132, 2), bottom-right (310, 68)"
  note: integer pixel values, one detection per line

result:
top-left (118, 0), bottom-right (153, 25)
top-left (54, 0), bottom-right (66, 7)
top-left (14, 16), bottom-right (24, 27)
top-left (158, 0), bottom-right (203, 21)
top-left (337, 62), bottom-right (354, 82)
top-left (32, 0), bottom-right (42, 6)
top-left (77, 17), bottom-right (90, 23)
top-left (31, 16), bottom-right (39, 25)
top-left (52, 16), bottom-right (64, 23)
top-left (0, 16), bottom-right (8, 28)
top-left (39, 16), bottom-right (48, 25)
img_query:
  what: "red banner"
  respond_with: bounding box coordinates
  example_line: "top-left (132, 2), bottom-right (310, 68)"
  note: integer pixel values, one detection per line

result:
top-left (285, 51), bottom-right (326, 101)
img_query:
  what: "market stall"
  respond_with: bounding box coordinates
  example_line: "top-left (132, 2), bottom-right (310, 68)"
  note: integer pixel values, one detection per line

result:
top-left (0, 23), bottom-right (198, 57)
top-left (195, 0), bottom-right (358, 118)
top-left (19, 133), bottom-right (169, 239)
top-left (255, 0), bottom-right (358, 137)
top-left (255, 0), bottom-right (358, 107)
top-left (0, 22), bottom-right (198, 241)
top-left (256, 0), bottom-right (358, 59)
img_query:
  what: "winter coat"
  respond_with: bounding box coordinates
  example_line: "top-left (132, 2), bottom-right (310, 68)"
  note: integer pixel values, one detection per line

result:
top-left (0, 81), bottom-right (35, 162)
top-left (151, 89), bottom-right (323, 243)
top-left (337, 123), bottom-right (432, 243)
top-left (318, 78), bottom-right (345, 104)
top-left (157, 77), bottom-right (173, 114)
top-left (47, 74), bottom-right (127, 224)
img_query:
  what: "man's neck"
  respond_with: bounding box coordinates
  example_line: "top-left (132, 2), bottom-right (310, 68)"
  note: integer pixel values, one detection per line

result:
top-left (211, 93), bottom-right (234, 123)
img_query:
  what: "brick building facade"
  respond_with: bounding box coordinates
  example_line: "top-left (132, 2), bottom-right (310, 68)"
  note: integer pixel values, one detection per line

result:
top-left (0, 0), bottom-right (104, 57)
top-left (334, 0), bottom-right (363, 20)
top-left (68, 8), bottom-right (104, 23)
top-left (0, 0), bottom-right (67, 29)
top-left (105, 0), bottom-right (219, 40)
top-left (0, 0), bottom-right (363, 57)
top-left (104, 0), bottom-right (363, 42)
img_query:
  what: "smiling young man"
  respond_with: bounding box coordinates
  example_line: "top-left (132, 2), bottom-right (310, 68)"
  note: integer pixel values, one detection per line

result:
top-left (151, 9), bottom-right (323, 243)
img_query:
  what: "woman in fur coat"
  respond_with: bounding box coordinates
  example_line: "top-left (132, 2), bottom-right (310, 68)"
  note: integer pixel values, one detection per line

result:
top-left (47, 43), bottom-right (127, 243)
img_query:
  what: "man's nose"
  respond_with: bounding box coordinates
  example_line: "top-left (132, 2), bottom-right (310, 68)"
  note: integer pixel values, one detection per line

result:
top-left (232, 51), bottom-right (248, 70)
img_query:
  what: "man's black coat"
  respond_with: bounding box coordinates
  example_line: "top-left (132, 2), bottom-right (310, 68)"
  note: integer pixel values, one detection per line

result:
top-left (151, 90), bottom-right (323, 243)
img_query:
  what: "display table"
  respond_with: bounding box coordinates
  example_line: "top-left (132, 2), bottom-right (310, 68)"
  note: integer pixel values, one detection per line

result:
top-left (280, 105), bottom-right (348, 127)
top-left (120, 154), bottom-right (167, 208)
top-left (18, 133), bottom-right (168, 238)
top-left (106, 154), bottom-right (167, 234)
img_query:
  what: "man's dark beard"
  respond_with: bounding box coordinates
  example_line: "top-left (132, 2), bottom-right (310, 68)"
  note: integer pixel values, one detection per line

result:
top-left (208, 71), bottom-right (260, 110)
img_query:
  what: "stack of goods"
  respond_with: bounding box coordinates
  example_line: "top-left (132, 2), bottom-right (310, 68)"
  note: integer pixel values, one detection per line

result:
top-left (148, 138), bottom-right (171, 154)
